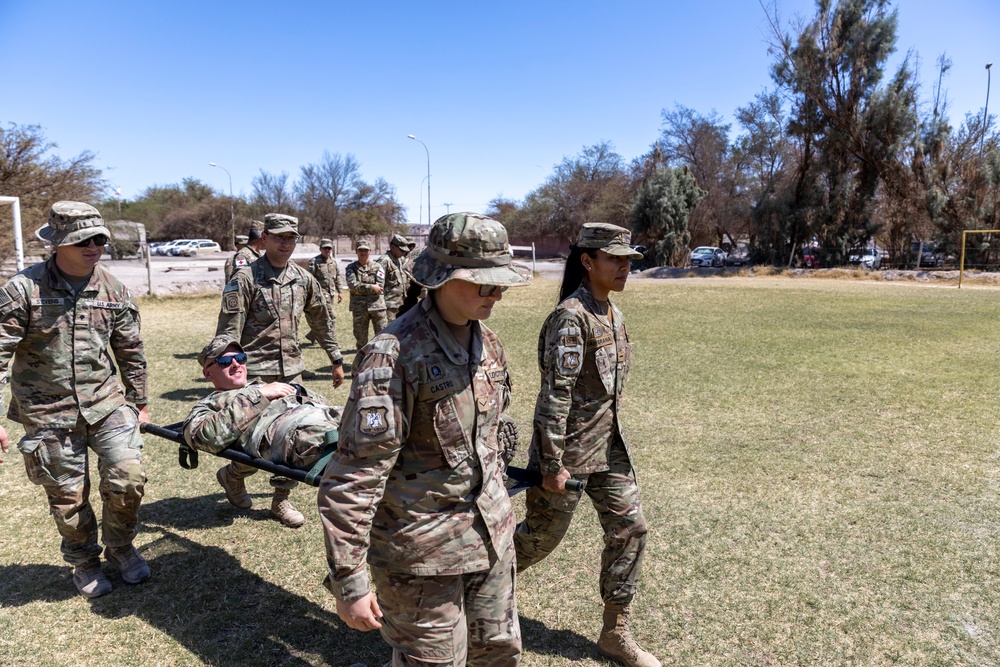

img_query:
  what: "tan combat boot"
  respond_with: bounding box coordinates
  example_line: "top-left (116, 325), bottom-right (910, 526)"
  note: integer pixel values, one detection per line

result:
top-left (217, 463), bottom-right (252, 509)
top-left (271, 488), bottom-right (305, 528)
top-left (597, 604), bottom-right (661, 667)
top-left (73, 560), bottom-right (112, 598)
top-left (105, 544), bottom-right (151, 584)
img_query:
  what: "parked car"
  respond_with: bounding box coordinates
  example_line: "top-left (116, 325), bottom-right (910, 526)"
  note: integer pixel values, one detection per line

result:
top-left (849, 247), bottom-right (882, 270)
top-left (689, 246), bottom-right (727, 268)
top-left (182, 240), bottom-right (222, 256)
top-left (725, 250), bottom-right (750, 267)
top-left (629, 244), bottom-right (649, 271)
top-left (154, 239), bottom-right (188, 256)
top-left (170, 239), bottom-right (213, 256)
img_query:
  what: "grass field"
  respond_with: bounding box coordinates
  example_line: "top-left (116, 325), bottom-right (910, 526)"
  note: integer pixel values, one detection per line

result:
top-left (1, 276), bottom-right (998, 667)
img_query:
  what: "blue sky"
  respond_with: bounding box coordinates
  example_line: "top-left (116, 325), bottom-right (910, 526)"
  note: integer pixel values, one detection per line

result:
top-left (2, 1), bottom-right (996, 226)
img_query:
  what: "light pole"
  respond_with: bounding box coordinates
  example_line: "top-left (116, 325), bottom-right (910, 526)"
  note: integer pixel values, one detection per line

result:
top-left (417, 175), bottom-right (429, 225)
top-left (407, 134), bottom-right (431, 225)
top-left (209, 162), bottom-right (236, 250)
top-left (443, 202), bottom-right (453, 214)
top-left (101, 178), bottom-right (122, 216)
top-left (981, 63), bottom-right (993, 161)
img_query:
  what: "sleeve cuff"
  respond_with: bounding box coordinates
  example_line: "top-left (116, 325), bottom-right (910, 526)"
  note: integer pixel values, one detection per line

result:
top-left (323, 568), bottom-right (370, 602)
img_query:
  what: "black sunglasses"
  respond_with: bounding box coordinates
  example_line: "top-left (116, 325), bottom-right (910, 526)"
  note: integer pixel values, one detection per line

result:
top-left (478, 285), bottom-right (509, 297)
top-left (74, 234), bottom-right (109, 248)
top-left (213, 352), bottom-right (247, 367)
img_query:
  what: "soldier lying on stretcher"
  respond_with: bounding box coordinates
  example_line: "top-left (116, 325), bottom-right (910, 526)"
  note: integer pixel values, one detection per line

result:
top-left (182, 335), bottom-right (341, 526)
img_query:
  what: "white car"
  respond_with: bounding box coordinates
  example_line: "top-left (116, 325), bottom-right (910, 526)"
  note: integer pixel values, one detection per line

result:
top-left (689, 246), bottom-right (727, 268)
top-left (849, 247), bottom-right (882, 270)
top-left (154, 240), bottom-right (189, 256)
top-left (182, 240), bottom-right (222, 256)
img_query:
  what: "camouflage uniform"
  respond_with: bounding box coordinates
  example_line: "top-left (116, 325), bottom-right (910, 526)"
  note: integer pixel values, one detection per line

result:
top-left (183, 378), bottom-right (340, 469)
top-left (513, 223), bottom-right (658, 667)
top-left (0, 207), bottom-right (147, 569)
top-left (223, 234), bottom-right (250, 282)
top-left (307, 242), bottom-right (344, 343)
top-left (225, 243), bottom-right (261, 283)
top-left (345, 252), bottom-right (387, 350)
top-left (318, 213), bottom-right (530, 666)
top-left (217, 216), bottom-right (342, 491)
top-left (377, 233), bottom-right (414, 323)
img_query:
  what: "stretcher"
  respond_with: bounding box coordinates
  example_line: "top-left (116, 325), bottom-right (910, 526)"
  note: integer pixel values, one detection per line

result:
top-left (140, 422), bottom-right (584, 494)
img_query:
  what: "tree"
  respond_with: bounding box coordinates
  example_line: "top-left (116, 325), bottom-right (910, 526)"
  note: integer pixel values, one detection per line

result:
top-left (767, 0), bottom-right (918, 264)
top-left (630, 167), bottom-right (706, 266)
top-left (249, 170), bottom-right (295, 218)
top-left (0, 123), bottom-right (103, 262)
top-left (294, 151), bottom-right (363, 237)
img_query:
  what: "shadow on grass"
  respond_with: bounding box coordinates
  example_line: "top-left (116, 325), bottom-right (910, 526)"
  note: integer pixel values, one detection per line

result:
top-left (160, 386), bottom-right (214, 403)
top-left (519, 614), bottom-right (599, 661)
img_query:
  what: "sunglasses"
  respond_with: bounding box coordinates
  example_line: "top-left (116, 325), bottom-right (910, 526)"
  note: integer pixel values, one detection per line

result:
top-left (212, 352), bottom-right (247, 367)
top-left (478, 285), bottom-right (509, 297)
top-left (74, 234), bottom-right (109, 248)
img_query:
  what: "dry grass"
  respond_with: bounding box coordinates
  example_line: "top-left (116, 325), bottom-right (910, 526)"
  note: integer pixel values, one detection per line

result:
top-left (2, 278), bottom-right (999, 666)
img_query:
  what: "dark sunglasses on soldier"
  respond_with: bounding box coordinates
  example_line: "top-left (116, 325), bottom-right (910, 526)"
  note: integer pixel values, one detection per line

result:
top-left (478, 285), bottom-right (509, 297)
top-left (74, 234), bottom-right (109, 248)
top-left (213, 352), bottom-right (247, 367)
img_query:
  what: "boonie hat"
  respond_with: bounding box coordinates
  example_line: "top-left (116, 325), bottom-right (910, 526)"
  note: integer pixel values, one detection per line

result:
top-left (575, 223), bottom-right (643, 259)
top-left (197, 335), bottom-right (245, 369)
top-left (320, 238), bottom-right (334, 249)
top-left (263, 213), bottom-right (299, 236)
top-left (35, 201), bottom-right (112, 247)
top-left (409, 212), bottom-right (532, 290)
top-left (389, 233), bottom-right (416, 251)
top-left (356, 239), bottom-right (372, 251)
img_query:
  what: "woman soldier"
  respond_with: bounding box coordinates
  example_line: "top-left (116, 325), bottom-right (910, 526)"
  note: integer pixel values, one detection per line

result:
top-left (318, 213), bottom-right (530, 667)
top-left (514, 223), bottom-right (660, 667)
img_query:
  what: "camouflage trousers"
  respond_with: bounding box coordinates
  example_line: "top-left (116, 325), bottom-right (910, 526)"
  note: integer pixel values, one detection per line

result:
top-left (351, 309), bottom-right (387, 351)
top-left (514, 440), bottom-right (647, 606)
top-left (305, 290), bottom-right (340, 347)
top-left (17, 404), bottom-right (146, 566)
top-left (372, 542), bottom-right (521, 666)
top-left (384, 305), bottom-right (399, 323)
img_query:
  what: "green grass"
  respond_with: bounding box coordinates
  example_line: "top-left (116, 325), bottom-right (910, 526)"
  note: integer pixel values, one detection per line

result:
top-left (2, 277), bottom-right (999, 666)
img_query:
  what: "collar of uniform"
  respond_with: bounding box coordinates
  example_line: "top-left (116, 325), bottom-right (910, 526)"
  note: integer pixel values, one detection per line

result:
top-left (420, 295), bottom-right (484, 367)
top-left (575, 283), bottom-right (615, 322)
top-left (262, 258), bottom-right (295, 284)
top-left (43, 255), bottom-right (99, 294)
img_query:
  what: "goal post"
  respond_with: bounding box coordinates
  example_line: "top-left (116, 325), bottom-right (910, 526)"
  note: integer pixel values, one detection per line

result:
top-left (958, 229), bottom-right (1000, 288)
top-left (0, 196), bottom-right (24, 272)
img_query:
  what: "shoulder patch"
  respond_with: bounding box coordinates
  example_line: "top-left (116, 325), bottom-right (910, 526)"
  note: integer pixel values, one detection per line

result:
top-left (235, 257), bottom-right (249, 268)
top-left (222, 286), bottom-right (242, 314)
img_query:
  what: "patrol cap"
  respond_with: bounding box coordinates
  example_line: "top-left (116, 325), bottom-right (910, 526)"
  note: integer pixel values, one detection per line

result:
top-left (197, 335), bottom-right (245, 369)
top-left (263, 213), bottom-right (299, 236)
top-left (247, 220), bottom-right (265, 240)
top-left (235, 235), bottom-right (249, 246)
top-left (389, 233), bottom-right (416, 251)
top-left (320, 238), bottom-right (334, 249)
top-left (356, 239), bottom-right (371, 251)
top-left (409, 212), bottom-right (532, 290)
top-left (35, 201), bottom-right (112, 247)
top-left (575, 223), bottom-right (643, 259)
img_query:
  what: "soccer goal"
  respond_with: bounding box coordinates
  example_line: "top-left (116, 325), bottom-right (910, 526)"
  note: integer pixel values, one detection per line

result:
top-left (958, 229), bottom-right (1000, 288)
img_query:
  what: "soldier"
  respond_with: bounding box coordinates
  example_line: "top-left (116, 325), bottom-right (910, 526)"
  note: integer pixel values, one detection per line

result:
top-left (376, 232), bottom-right (415, 322)
top-left (215, 213), bottom-right (344, 527)
top-left (345, 239), bottom-right (386, 351)
top-left (224, 220), bottom-right (265, 282)
top-left (318, 213), bottom-right (530, 666)
top-left (183, 336), bottom-right (341, 472)
top-left (513, 223), bottom-right (659, 667)
top-left (305, 238), bottom-right (344, 345)
top-left (0, 201), bottom-right (151, 599)
top-left (222, 234), bottom-right (249, 281)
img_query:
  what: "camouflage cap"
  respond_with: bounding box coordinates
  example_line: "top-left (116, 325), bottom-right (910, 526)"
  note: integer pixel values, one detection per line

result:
top-left (35, 201), bottom-right (112, 247)
top-left (197, 335), bottom-right (245, 369)
top-left (390, 233), bottom-right (416, 251)
top-left (355, 239), bottom-right (372, 251)
top-left (235, 235), bottom-right (249, 246)
top-left (409, 212), bottom-right (532, 290)
top-left (263, 213), bottom-right (299, 236)
top-left (320, 238), bottom-right (334, 249)
top-left (575, 222), bottom-right (643, 258)
top-left (249, 220), bottom-right (265, 232)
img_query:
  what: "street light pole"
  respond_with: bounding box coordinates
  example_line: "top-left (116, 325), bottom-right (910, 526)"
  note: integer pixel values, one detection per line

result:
top-left (407, 134), bottom-right (431, 225)
top-left (209, 162), bottom-right (236, 250)
top-left (443, 202), bottom-right (453, 214)
top-left (981, 63), bottom-right (993, 161)
top-left (418, 175), bottom-right (429, 225)
top-left (101, 178), bottom-right (122, 216)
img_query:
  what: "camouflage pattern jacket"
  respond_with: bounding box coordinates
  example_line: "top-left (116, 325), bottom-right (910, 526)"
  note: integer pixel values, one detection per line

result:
top-left (183, 379), bottom-right (337, 461)
top-left (216, 257), bottom-right (342, 379)
top-left (0, 257), bottom-right (147, 429)
top-left (318, 296), bottom-right (515, 602)
top-left (345, 260), bottom-right (386, 312)
top-left (529, 284), bottom-right (633, 476)
top-left (307, 253), bottom-right (344, 296)
top-left (225, 245), bottom-right (261, 283)
top-left (376, 252), bottom-right (408, 310)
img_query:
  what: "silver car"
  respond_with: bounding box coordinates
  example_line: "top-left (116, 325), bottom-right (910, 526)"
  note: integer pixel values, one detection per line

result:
top-left (689, 246), bottom-right (727, 268)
